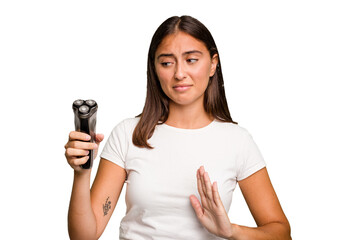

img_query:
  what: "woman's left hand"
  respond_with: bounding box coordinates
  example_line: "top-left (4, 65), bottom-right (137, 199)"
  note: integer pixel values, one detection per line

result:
top-left (189, 166), bottom-right (234, 239)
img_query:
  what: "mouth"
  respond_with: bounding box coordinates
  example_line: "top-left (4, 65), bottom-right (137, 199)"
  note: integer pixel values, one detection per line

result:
top-left (173, 84), bottom-right (193, 91)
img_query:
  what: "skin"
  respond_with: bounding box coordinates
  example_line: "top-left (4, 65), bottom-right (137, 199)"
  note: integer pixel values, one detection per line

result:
top-left (65, 132), bottom-right (126, 239)
top-left (65, 31), bottom-right (291, 239)
top-left (155, 31), bottom-right (218, 129)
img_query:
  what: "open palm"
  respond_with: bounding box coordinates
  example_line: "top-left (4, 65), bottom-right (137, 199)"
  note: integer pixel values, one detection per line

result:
top-left (189, 166), bottom-right (233, 239)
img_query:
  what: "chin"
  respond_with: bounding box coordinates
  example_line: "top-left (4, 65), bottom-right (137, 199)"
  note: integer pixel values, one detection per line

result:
top-left (170, 97), bottom-right (203, 107)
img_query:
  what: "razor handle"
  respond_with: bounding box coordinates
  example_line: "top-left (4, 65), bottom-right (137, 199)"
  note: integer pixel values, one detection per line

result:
top-left (72, 99), bottom-right (98, 169)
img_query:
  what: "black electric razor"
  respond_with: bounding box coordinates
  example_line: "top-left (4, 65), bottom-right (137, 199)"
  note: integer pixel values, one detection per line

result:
top-left (72, 99), bottom-right (98, 169)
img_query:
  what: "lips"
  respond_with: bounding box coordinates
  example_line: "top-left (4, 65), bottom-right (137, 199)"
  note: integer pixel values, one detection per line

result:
top-left (173, 84), bottom-right (193, 92)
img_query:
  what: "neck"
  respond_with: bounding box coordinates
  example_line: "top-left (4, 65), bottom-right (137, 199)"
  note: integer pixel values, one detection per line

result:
top-left (165, 101), bottom-right (214, 129)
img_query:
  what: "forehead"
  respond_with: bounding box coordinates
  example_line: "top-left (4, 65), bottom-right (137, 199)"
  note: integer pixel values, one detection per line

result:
top-left (156, 31), bottom-right (208, 55)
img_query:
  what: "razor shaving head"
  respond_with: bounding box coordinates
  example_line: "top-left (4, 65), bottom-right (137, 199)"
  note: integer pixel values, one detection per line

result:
top-left (73, 99), bottom-right (97, 116)
top-left (73, 99), bottom-right (84, 107)
top-left (79, 105), bottom-right (90, 114)
top-left (85, 99), bottom-right (96, 107)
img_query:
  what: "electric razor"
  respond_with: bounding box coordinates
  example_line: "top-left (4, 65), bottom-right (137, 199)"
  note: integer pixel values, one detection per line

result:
top-left (72, 99), bottom-right (98, 169)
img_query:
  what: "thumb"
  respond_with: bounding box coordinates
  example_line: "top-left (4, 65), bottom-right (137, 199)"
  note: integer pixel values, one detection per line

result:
top-left (95, 133), bottom-right (104, 144)
top-left (189, 195), bottom-right (204, 219)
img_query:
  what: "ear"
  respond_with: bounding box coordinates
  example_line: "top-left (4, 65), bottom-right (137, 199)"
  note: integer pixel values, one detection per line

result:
top-left (210, 54), bottom-right (219, 77)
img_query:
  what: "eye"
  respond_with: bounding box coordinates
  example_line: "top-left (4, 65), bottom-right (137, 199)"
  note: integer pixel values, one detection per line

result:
top-left (187, 58), bottom-right (198, 64)
top-left (160, 62), bottom-right (172, 67)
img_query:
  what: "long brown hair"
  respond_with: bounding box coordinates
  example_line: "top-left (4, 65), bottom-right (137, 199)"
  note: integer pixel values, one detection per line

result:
top-left (133, 15), bottom-right (237, 149)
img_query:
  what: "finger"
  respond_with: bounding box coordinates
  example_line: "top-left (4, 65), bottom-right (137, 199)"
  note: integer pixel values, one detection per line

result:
top-left (197, 169), bottom-right (208, 208)
top-left (212, 181), bottom-right (222, 208)
top-left (199, 166), bottom-right (207, 198)
top-left (203, 171), bottom-right (214, 201)
top-left (69, 155), bottom-right (89, 166)
top-left (67, 141), bottom-right (98, 150)
top-left (65, 148), bottom-right (89, 158)
top-left (197, 169), bottom-right (205, 196)
top-left (189, 195), bottom-right (204, 219)
top-left (95, 133), bottom-right (104, 144)
top-left (69, 131), bottom-right (91, 141)
top-left (199, 166), bottom-right (212, 199)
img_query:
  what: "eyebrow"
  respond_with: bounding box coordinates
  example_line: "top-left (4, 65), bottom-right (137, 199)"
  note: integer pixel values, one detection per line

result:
top-left (157, 50), bottom-right (203, 60)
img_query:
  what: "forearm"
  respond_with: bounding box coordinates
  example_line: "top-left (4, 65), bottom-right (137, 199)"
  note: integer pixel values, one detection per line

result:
top-left (68, 171), bottom-right (97, 240)
top-left (229, 222), bottom-right (291, 240)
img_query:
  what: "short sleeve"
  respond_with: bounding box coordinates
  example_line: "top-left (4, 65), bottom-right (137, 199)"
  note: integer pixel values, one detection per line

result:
top-left (236, 130), bottom-right (266, 181)
top-left (100, 120), bottom-right (128, 168)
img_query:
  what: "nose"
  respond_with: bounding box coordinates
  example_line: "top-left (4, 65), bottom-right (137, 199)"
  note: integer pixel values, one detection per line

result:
top-left (174, 62), bottom-right (186, 81)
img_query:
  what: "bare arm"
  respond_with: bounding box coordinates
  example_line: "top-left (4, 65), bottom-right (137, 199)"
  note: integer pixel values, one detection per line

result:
top-left (190, 166), bottom-right (291, 240)
top-left (65, 131), bottom-right (127, 239)
top-left (230, 168), bottom-right (291, 240)
top-left (90, 158), bottom-right (127, 239)
top-left (68, 170), bottom-right (97, 240)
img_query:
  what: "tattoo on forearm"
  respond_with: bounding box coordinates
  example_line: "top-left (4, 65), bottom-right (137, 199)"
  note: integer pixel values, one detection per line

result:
top-left (103, 197), bottom-right (111, 216)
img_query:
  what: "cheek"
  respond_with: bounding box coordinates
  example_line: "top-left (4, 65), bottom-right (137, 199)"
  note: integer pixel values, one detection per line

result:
top-left (194, 64), bottom-right (211, 86)
top-left (157, 72), bottom-right (168, 84)
top-left (156, 65), bottom-right (171, 81)
top-left (156, 69), bottom-right (172, 92)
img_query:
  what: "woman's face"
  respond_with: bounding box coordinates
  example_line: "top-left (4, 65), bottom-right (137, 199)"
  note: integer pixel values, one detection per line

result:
top-left (155, 31), bottom-right (218, 108)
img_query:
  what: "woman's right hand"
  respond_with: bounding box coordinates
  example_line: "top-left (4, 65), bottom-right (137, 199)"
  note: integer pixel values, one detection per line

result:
top-left (64, 131), bottom-right (104, 173)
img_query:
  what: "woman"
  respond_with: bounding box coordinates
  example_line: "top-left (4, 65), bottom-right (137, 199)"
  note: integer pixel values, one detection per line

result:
top-left (65, 15), bottom-right (291, 240)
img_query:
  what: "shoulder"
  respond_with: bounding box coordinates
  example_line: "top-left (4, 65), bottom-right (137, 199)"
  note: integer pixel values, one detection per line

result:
top-left (213, 120), bottom-right (251, 137)
top-left (114, 117), bottom-right (139, 128)
top-left (111, 117), bottom-right (140, 134)
top-left (212, 120), bottom-right (257, 149)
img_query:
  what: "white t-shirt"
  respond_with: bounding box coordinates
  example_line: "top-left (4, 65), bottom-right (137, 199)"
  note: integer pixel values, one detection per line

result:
top-left (100, 117), bottom-right (266, 240)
